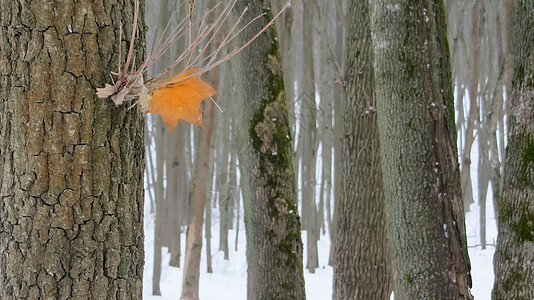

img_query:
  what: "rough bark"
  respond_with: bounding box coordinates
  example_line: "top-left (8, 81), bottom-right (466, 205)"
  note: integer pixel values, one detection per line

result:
top-left (333, 0), bottom-right (392, 299)
top-left (232, 1), bottom-right (306, 298)
top-left (371, 1), bottom-right (472, 299)
top-left (0, 1), bottom-right (145, 299)
top-left (493, 0), bottom-right (534, 298)
top-left (329, 0), bottom-right (347, 267)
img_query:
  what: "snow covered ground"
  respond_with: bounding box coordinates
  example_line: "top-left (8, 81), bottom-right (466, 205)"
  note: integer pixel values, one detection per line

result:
top-left (143, 198), bottom-right (497, 299)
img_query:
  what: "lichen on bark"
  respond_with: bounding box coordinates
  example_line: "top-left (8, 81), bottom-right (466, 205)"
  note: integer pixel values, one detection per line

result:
top-left (232, 0), bottom-right (305, 298)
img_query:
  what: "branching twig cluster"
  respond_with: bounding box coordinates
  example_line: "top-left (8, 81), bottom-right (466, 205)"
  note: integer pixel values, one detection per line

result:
top-left (97, 0), bottom-right (289, 112)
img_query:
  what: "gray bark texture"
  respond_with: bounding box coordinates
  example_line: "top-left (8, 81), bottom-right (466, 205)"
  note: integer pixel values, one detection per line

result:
top-left (0, 0), bottom-right (146, 299)
top-left (232, 1), bottom-right (306, 299)
top-left (492, 0), bottom-right (534, 298)
top-left (371, 1), bottom-right (472, 299)
top-left (333, 0), bottom-right (392, 299)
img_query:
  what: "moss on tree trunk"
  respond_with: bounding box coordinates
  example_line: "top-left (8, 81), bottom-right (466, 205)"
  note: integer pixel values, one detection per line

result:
top-left (371, 1), bottom-right (472, 299)
top-left (232, 1), bottom-right (306, 299)
top-left (493, 1), bottom-right (534, 298)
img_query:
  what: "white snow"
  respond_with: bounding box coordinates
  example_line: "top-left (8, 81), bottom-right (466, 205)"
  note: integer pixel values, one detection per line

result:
top-left (142, 196), bottom-right (496, 299)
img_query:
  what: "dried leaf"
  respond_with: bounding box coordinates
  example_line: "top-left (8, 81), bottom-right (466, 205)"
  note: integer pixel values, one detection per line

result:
top-left (138, 85), bottom-right (151, 113)
top-left (147, 68), bottom-right (217, 132)
top-left (98, 74), bottom-right (145, 106)
top-left (96, 84), bottom-right (119, 99)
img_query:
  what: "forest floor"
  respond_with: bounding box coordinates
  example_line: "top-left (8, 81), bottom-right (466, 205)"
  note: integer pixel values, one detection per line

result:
top-left (142, 200), bottom-right (497, 299)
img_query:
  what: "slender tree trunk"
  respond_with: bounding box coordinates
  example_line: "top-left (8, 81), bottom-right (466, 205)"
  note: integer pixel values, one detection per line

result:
top-left (461, 0), bottom-right (483, 212)
top-left (493, 1), bottom-right (534, 298)
top-left (205, 187), bottom-right (213, 273)
top-left (0, 1), bottom-right (145, 298)
top-left (272, 0), bottom-right (295, 131)
top-left (302, 0), bottom-right (319, 274)
top-left (329, 0), bottom-right (347, 267)
top-left (152, 118), bottom-right (167, 295)
top-left (181, 99), bottom-right (215, 300)
top-left (333, 0), bottom-right (392, 298)
top-left (216, 67), bottom-right (231, 258)
top-left (372, 1), bottom-right (473, 299)
top-left (315, 3), bottom-right (334, 236)
top-left (232, 153), bottom-right (240, 252)
top-left (232, 1), bottom-right (306, 298)
top-left (145, 124), bottom-right (156, 213)
top-left (168, 122), bottom-right (186, 267)
top-left (165, 122), bottom-right (184, 263)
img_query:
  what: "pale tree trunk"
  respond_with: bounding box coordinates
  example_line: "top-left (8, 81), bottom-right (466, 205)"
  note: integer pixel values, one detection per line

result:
top-left (446, 0), bottom-right (480, 213)
top-left (315, 0), bottom-right (335, 236)
top-left (316, 2), bottom-right (333, 235)
top-left (152, 118), bottom-right (167, 295)
top-left (329, 0), bottom-right (347, 267)
top-left (181, 100), bottom-right (216, 300)
top-left (165, 123), bottom-right (183, 264)
top-left (302, 0), bottom-right (319, 274)
top-left (163, 0), bottom-right (188, 260)
top-left (232, 1), bottom-right (306, 298)
top-left (145, 124), bottom-right (156, 213)
top-left (0, 0), bottom-right (145, 298)
top-left (169, 122), bottom-right (186, 267)
top-left (271, 0), bottom-right (295, 131)
top-left (333, 0), bottom-right (391, 298)
top-left (205, 183), bottom-right (213, 273)
top-left (447, 0), bottom-right (507, 246)
top-left (216, 61), bottom-right (232, 259)
top-left (461, 0), bottom-right (483, 212)
top-left (493, 0), bottom-right (534, 298)
top-left (481, 1), bottom-right (507, 249)
top-left (372, 1), bottom-right (473, 299)
top-left (231, 151), bottom-right (240, 252)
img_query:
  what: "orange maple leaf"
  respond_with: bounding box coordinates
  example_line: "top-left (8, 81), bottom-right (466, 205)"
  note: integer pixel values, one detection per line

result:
top-left (147, 68), bottom-right (217, 132)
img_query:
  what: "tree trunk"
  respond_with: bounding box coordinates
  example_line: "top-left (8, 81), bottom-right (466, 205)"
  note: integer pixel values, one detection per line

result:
top-left (329, 0), bottom-right (347, 267)
top-left (169, 122), bottom-right (186, 267)
top-left (493, 0), bottom-right (534, 298)
top-left (216, 64), bottom-right (232, 259)
top-left (371, 1), bottom-right (473, 299)
top-left (461, 0), bottom-right (483, 212)
top-left (0, 1), bottom-right (145, 299)
top-left (152, 118), bottom-right (167, 295)
top-left (205, 186), bottom-right (213, 274)
top-left (333, 0), bottom-right (392, 298)
top-left (232, 1), bottom-right (306, 298)
top-left (302, 0), bottom-right (319, 274)
top-left (181, 99), bottom-right (216, 300)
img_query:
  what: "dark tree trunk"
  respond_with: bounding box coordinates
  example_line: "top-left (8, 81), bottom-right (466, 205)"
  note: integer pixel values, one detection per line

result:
top-left (333, 0), bottom-right (392, 299)
top-left (232, 1), bottom-right (306, 299)
top-left (493, 0), bottom-right (534, 298)
top-left (371, 1), bottom-right (473, 299)
top-left (0, 0), bottom-right (145, 299)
